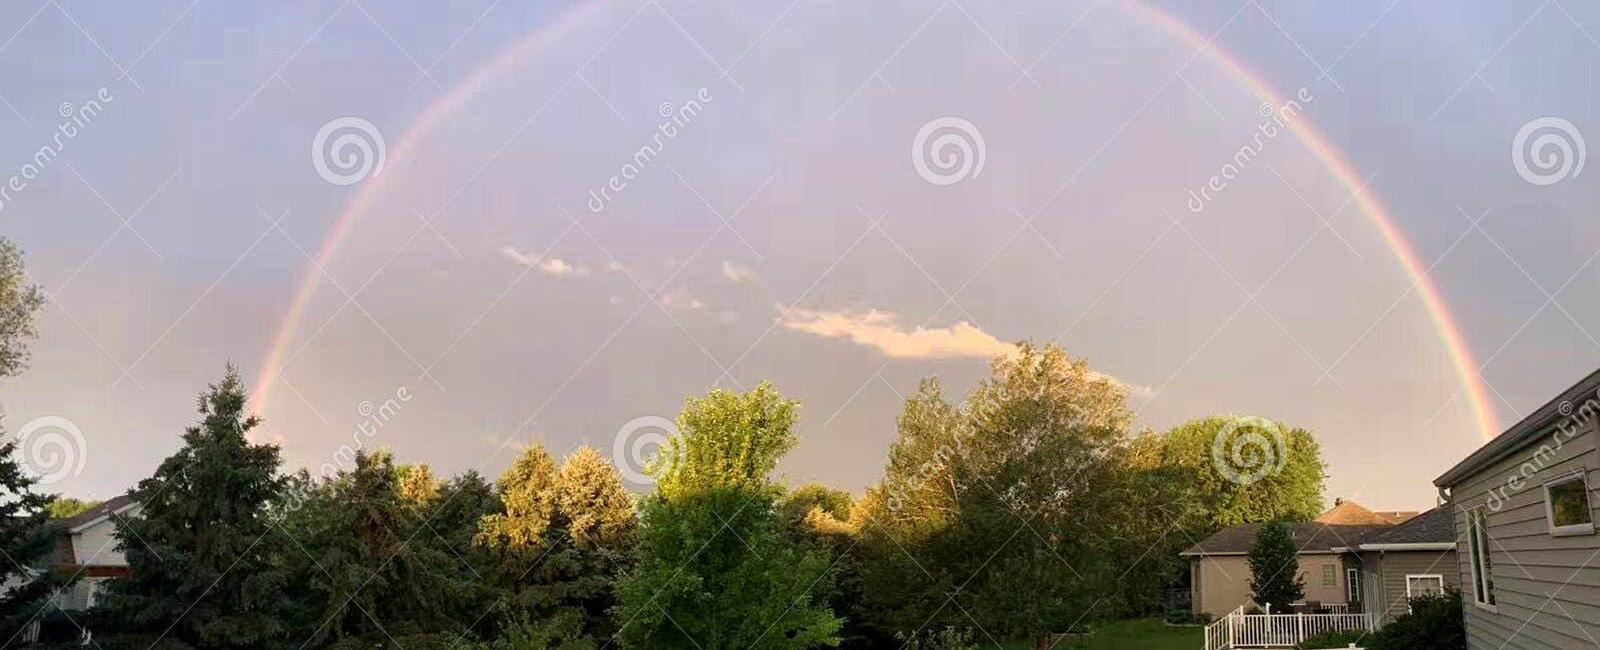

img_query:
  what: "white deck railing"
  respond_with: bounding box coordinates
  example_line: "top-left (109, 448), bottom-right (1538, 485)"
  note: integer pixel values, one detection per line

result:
top-left (1203, 604), bottom-right (1372, 649)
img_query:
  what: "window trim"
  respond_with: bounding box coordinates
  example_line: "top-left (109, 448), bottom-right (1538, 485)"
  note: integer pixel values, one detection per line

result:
top-left (1405, 574), bottom-right (1445, 599)
top-left (1468, 507), bottom-right (1497, 611)
top-left (1322, 563), bottom-right (1336, 587)
top-left (1542, 470), bottom-right (1596, 537)
top-left (1346, 567), bottom-right (1361, 603)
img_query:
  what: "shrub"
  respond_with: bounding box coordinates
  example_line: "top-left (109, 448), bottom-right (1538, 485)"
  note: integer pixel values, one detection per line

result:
top-left (1369, 590), bottom-right (1464, 650)
top-left (1297, 629), bottom-right (1369, 649)
top-left (898, 626), bottom-right (980, 650)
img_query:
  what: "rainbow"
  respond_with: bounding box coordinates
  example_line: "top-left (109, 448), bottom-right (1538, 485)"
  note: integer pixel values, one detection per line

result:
top-left (253, 0), bottom-right (1500, 441)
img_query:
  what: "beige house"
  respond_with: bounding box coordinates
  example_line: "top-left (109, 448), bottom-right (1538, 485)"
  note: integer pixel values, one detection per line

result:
top-left (1181, 500), bottom-right (1416, 617)
top-left (1434, 368), bottom-right (1600, 649)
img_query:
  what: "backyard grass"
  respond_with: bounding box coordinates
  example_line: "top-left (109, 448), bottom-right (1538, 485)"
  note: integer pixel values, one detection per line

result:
top-left (1000, 618), bottom-right (1202, 650)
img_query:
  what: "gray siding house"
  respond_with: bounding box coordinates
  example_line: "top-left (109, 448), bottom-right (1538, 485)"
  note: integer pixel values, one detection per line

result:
top-left (1346, 506), bottom-right (1459, 626)
top-left (1434, 369), bottom-right (1600, 649)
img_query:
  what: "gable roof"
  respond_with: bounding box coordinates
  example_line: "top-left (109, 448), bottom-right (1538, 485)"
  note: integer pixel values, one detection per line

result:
top-left (1357, 506), bottom-right (1455, 548)
top-left (1316, 500), bottom-right (1414, 526)
top-left (58, 494), bottom-right (137, 531)
top-left (1180, 522), bottom-right (1390, 556)
top-left (1435, 366), bottom-right (1600, 487)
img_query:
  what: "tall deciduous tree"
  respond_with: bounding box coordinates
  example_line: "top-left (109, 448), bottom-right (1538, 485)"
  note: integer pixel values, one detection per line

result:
top-left (856, 344), bottom-right (1137, 646)
top-left (1248, 521), bottom-right (1304, 610)
top-left (616, 383), bottom-right (841, 650)
top-left (0, 237), bottom-right (52, 643)
top-left (93, 367), bottom-right (288, 648)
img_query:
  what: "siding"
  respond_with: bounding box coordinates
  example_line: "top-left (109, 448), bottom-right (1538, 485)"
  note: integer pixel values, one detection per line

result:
top-left (1191, 553), bottom-right (1350, 615)
top-left (1447, 418), bottom-right (1600, 649)
top-left (1359, 550), bottom-right (1458, 625)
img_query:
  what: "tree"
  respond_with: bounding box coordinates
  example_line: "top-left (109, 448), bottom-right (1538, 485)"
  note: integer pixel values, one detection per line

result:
top-left (1247, 521), bottom-right (1304, 610)
top-left (92, 367), bottom-right (289, 648)
top-left (855, 344), bottom-right (1136, 645)
top-left (616, 383), bottom-right (841, 649)
top-left (474, 445), bottom-right (635, 647)
top-left (0, 239), bottom-right (53, 642)
top-left (46, 497), bottom-right (103, 519)
top-left (0, 237), bottom-right (45, 377)
top-left (278, 450), bottom-right (469, 646)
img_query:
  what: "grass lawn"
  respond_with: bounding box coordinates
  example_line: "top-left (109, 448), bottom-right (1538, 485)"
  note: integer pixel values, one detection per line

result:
top-left (1000, 618), bottom-right (1202, 650)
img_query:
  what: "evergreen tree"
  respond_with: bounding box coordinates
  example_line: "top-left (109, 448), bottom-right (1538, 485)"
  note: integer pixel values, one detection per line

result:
top-left (92, 367), bottom-right (288, 649)
top-left (279, 450), bottom-right (467, 646)
top-left (1248, 521), bottom-right (1304, 610)
top-left (616, 383), bottom-right (841, 650)
top-left (0, 235), bottom-right (54, 642)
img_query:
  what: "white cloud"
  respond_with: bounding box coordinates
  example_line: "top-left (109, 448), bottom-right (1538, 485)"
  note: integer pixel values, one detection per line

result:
top-left (779, 308), bottom-right (1015, 360)
top-left (721, 260), bottom-right (757, 284)
top-left (659, 286), bottom-right (707, 311)
top-left (779, 307), bottom-right (1151, 395)
top-left (501, 247), bottom-right (584, 278)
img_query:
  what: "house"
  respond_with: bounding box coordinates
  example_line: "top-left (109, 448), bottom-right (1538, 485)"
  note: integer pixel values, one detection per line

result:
top-left (1345, 505), bottom-right (1459, 625)
top-left (9, 494), bottom-right (139, 643)
top-left (1434, 368), bottom-right (1600, 649)
top-left (1181, 499), bottom-right (1436, 619)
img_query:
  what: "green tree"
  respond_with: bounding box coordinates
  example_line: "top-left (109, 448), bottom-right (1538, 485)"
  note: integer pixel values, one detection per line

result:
top-left (0, 236), bottom-right (55, 642)
top-left (0, 237), bottom-right (45, 377)
top-left (92, 367), bottom-right (289, 649)
top-left (856, 344), bottom-right (1136, 645)
top-left (474, 445), bottom-right (635, 647)
top-left (278, 450), bottom-right (469, 646)
top-left (1247, 521), bottom-right (1304, 610)
top-left (616, 383), bottom-right (841, 649)
top-left (46, 497), bottom-right (103, 519)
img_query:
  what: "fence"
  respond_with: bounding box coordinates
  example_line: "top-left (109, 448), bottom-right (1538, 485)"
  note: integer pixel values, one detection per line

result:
top-left (1204, 605), bottom-right (1372, 649)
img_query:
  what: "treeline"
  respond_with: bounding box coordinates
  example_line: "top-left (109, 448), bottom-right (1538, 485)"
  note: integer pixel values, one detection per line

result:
top-left (6, 345), bottom-right (1330, 650)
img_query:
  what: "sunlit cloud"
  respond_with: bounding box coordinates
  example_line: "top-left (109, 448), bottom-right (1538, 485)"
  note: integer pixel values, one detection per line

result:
top-left (501, 247), bottom-right (586, 278)
top-left (721, 260), bottom-right (758, 284)
top-left (659, 286), bottom-right (707, 311)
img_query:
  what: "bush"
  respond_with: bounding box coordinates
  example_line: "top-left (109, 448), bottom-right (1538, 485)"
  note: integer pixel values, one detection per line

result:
top-left (1163, 609), bottom-right (1213, 625)
top-left (1297, 629), bottom-right (1369, 649)
top-left (897, 626), bottom-right (980, 650)
top-left (1369, 590), bottom-right (1464, 650)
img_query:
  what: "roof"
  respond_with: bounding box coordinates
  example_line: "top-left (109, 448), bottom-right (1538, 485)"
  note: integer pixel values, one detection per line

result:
top-left (1315, 500), bottom-right (1415, 526)
top-left (1357, 506), bottom-right (1455, 547)
top-left (1180, 522), bottom-right (1390, 556)
top-left (58, 494), bottom-right (137, 531)
top-left (1435, 366), bottom-right (1600, 487)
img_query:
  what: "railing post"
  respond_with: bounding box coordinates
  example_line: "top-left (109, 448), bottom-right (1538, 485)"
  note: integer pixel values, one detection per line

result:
top-left (1297, 612), bottom-right (1305, 642)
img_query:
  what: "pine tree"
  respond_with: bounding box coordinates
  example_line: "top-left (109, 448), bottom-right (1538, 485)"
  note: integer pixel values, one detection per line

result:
top-left (92, 367), bottom-right (288, 648)
top-left (0, 425), bottom-right (60, 643)
top-left (1248, 521), bottom-right (1305, 610)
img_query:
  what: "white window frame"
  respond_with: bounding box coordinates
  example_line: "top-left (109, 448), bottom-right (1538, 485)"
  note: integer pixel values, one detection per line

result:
top-left (1542, 470), bottom-right (1596, 537)
top-left (1346, 567), bottom-right (1361, 603)
top-left (1468, 508), bottom-right (1497, 611)
top-left (1405, 574), bottom-right (1445, 599)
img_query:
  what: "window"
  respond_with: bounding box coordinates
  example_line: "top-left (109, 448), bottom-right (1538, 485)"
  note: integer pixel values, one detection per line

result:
top-left (1406, 574), bottom-right (1445, 599)
top-left (1322, 564), bottom-right (1336, 586)
top-left (1468, 508), bottom-right (1497, 609)
top-left (1544, 471), bottom-right (1595, 536)
top-left (1346, 568), bottom-right (1362, 603)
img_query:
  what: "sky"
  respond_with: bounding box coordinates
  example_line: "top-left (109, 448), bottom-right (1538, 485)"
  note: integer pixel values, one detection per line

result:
top-left (3, 0), bottom-right (1599, 512)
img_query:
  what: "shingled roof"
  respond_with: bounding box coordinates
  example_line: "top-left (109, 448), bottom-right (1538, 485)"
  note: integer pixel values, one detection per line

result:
top-left (1357, 506), bottom-right (1455, 547)
top-left (1179, 522), bottom-right (1388, 556)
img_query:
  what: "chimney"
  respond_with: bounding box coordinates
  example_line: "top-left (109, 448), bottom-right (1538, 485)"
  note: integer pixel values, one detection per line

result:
top-left (1334, 497), bottom-right (1343, 506)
